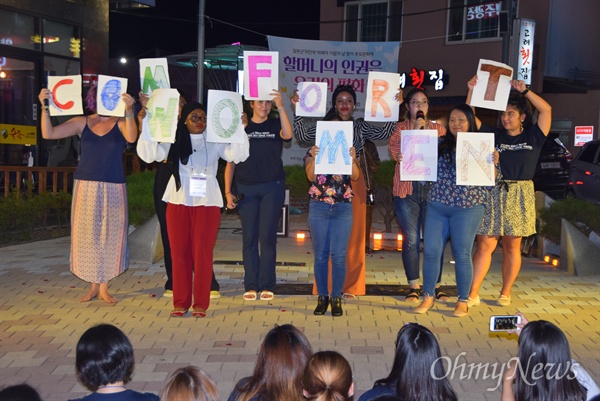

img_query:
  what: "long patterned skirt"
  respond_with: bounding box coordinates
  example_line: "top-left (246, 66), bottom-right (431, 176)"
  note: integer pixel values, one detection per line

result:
top-left (70, 180), bottom-right (129, 283)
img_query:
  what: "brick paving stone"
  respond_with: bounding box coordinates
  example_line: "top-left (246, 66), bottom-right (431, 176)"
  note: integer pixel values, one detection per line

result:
top-left (1, 221), bottom-right (598, 400)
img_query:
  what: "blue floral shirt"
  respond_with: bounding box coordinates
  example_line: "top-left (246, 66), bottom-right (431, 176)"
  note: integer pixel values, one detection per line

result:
top-left (309, 174), bottom-right (354, 204)
top-left (428, 151), bottom-right (491, 208)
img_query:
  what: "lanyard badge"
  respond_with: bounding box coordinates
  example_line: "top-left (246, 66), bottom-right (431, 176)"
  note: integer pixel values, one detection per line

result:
top-left (189, 173), bottom-right (207, 197)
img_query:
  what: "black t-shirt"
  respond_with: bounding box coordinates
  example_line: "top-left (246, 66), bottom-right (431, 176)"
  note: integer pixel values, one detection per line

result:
top-left (234, 118), bottom-right (287, 184)
top-left (491, 123), bottom-right (547, 180)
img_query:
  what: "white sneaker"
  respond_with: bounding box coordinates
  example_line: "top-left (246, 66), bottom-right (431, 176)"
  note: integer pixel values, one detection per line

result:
top-left (497, 295), bottom-right (511, 306)
top-left (210, 290), bottom-right (221, 299)
top-left (466, 295), bottom-right (480, 307)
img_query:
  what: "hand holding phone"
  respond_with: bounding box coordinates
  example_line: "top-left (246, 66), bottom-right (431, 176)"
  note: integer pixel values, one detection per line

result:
top-left (489, 315), bottom-right (522, 332)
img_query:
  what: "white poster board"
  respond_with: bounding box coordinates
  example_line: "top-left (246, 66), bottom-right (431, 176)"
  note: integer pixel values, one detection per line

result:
top-left (142, 88), bottom-right (180, 143)
top-left (206, 90), bottom-right (246, 144)
top-left (400, 130), bottom-right (438, 182)
top-left (139, 58), bottom-right (171, 95)
top-left (314, 121), bottom-right (353, 175)
top-left (456, 132), bottom-right (495, 186)
top-left (364, 71), bottom-right (400, 122)
top-left (96, 75), bottom-right (127, 117)
top-left (47, 75), bottom-right (83, 116)
top-left (295, 82), bottom-right (327, 117)
top-left (470, 59), bottom-right (513, 111)
top-left (243, 51), bottom-right (279, 100)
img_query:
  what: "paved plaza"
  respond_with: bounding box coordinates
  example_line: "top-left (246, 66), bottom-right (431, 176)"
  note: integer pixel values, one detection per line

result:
top-left (1, 212), bottom-right (598, 401)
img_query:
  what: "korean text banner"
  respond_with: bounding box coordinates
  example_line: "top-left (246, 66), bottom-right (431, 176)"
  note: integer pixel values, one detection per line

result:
top-left (268, 36), bottom-right (399, 119)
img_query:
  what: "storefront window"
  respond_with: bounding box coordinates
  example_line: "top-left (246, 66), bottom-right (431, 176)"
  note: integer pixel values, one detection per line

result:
top-left (42, 19), bottom-right (80, 58)
top-left (0, 9), bottom-right (39, 51)
top-left (45, 56), bottom-right (80, 77)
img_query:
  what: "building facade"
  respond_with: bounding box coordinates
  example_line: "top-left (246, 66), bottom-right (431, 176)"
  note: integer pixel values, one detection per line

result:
top-left (319, 0), bottom-right (600, 151)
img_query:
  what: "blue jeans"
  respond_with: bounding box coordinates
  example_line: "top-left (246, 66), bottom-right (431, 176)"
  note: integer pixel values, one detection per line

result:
top-left (394, 182), bottom-right (444, 285)
top-left (309, 201), bottom-right (353, 298)
top-left (422, 202), bottom-right (485, 302)
top-left (236, 180), bottom-right (285, 292)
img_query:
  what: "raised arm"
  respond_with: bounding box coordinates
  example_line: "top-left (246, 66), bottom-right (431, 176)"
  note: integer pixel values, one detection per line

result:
top-left (466, 75), bottom-right (483, 130)
top-left (511, 80), bottom-right (552, 136)
top-left (118, 93), bottom-right (138, 143)
top-left (271, 90), bottom-right (292, 140)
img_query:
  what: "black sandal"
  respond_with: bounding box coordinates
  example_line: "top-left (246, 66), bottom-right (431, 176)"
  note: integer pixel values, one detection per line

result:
top-left (435, 288), bottom-right (450, 301)
top-left (405, 288), bottom-right (421, 302)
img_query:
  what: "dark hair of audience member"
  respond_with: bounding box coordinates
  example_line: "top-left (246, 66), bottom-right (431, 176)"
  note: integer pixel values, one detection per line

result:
top-left (75, 324), bottom-right (135, 391)
top-left (0, 384), bottom-right (43, 401)
top-left (160, 366), bottom-right (219, 401)
top-left (374, 323), bottom-right (457, 401)
top-left (302, 351), bottom-right (354, 401)
top-left (233, 324), bottom-right (313, 401)
top-left (84, 84), bottom-right (97, 114)
top-left (514, 320), bottom-right (586, 401)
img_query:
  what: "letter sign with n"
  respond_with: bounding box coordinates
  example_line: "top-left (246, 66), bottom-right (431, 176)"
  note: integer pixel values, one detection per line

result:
top-left (314, 121), bottom-right (353, 175)
top-left (243, 51), bottom-right (278, 100)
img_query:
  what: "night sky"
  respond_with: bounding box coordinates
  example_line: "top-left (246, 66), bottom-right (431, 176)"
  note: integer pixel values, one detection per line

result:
top-left (109, 0), bottom-right (321, 59)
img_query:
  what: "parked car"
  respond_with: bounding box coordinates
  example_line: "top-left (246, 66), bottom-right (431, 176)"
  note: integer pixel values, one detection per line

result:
top-left (565, 139), bottom-right (600, 204)
top-left (532, 132), bottom-right (572, 195)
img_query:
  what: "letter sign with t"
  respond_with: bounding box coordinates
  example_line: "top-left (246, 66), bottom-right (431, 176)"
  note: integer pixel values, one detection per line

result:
top-left (314, 121), bottom-right (353, 175)
top-left (365, 71), bottom-right (400, 122)
top-left (47, 75), bottom-right (83, 116)
top-left (244, 51), bottom-right (279, 100)
top-left (469, 59), bottom-right (513, 111)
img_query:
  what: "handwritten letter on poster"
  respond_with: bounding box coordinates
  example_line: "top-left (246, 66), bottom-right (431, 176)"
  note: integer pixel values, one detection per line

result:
top-left (314, 121), bottom-right (353, 175)
top-left (243, 51), bottom-right (278, 100)
top-left (296, 82), bottom-right (327, 117)
top-left (400, 130), bottom-right (438, 182)
top-left (143, 88), bottom-right (180, 143)
top-left (47, 75), bottom-right (83, 116)
top-left (206, 90), bottom-right (246, 144)
top-left (139, 58), bottom-right (171, 95)
top-left (456, 132), bottom-right (495, 186)
top-left (470, 59), bottom-right (513, 111)
top-left (364, 71), bottom-right (400, 122)
top-left (96, 75), bottom-right (127, 117)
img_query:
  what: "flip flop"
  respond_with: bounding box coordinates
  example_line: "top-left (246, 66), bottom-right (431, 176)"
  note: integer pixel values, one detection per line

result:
top-left (435, 288), bottom-right (450, 302)
top-left (243, 291), bottom-right (257, 301)
top-left (259, 291), bottom-right (274, 301)
top-left (342, 293), bottom-right (356, 300)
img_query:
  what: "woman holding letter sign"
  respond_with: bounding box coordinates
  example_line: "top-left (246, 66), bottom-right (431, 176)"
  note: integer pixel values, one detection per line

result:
top-left (466, 77), bottom-right (552, 307)
top-left (137, 102), bottom-right (249, 317)
top-left (224, 90), bottom-right (292, 302)
top-left (292, 83), bottom-right (400, 298)
top-left (388, 88), bottom-right (447, 304)
top-left (38, 85), bottom-right (137, 304)
top-left (414, 104), bottom-right (497, 317)
top-left (304, 136), bottom-right (360, 317)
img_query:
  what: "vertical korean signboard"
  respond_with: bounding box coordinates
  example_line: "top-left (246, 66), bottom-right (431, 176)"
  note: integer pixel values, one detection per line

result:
top-left (515, 19), bottom-right (535, 85)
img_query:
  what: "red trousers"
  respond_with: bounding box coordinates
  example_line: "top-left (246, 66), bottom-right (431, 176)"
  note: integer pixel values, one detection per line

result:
top-left (166, 204), bottom-right (221, 311)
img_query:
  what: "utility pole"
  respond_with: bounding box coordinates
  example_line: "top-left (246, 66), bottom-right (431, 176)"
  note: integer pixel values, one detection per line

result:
top-left (501, 0), bottom-right (514, 65)
top-left (197, 0), bottom-right (205, 103)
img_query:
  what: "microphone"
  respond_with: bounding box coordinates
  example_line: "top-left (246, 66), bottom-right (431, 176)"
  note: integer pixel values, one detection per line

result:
top-left (233, 193), bottom-right (245, 204)
top-left (225, 193), bottom-right (245, 210)
top-left (416, 110), bottom-right (425, 129)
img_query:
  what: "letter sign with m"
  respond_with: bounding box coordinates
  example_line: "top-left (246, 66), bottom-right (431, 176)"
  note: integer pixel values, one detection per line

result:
top-left (314, 121), bottom-right (353, 175)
